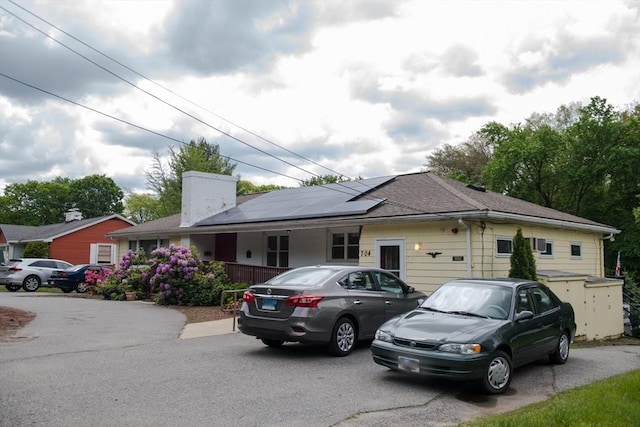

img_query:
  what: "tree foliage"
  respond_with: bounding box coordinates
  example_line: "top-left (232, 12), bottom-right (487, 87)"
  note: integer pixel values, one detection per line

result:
top-left (300, 175), bottom-right (354, 187)
top-left (479, 97), bottom-right (640, 277)
top-left (509, 228), bottom-right (537, 280)
top-left (236, 180), bottom-right (288, 195)
top-left (22, 241), bottom-right (50, 258)
top-left (123, 193), bottom-right (163, 223)
top-left (146, 138), bottom-right (236, 217)
top-left (425, 133), bottom-right (492, 184)
top-left (0, 175), bottom-right (124, 225)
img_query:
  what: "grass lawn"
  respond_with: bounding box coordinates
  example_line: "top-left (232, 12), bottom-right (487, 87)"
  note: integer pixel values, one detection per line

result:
top-left (460, 369), bottom-right (640, 426)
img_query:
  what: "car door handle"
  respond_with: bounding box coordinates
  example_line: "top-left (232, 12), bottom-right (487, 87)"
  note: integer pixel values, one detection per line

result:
top-left (385, 300), bottom-right (392, 305)
top-left (353, 300), bottom-right (362, 305)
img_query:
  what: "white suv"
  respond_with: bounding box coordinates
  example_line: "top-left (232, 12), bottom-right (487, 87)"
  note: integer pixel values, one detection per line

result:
top-left (0, 258), bottom-right (73, 292)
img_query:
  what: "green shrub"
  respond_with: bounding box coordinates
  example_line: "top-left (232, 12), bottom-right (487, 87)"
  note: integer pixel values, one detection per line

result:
top-left (23, 241), bottom-right (50, 258)
top-left (509, 228), bottom-right (537, 280)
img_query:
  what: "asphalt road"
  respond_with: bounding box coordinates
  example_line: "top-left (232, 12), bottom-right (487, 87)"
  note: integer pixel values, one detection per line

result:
top-left (1, 292), bottom-right (639, 427)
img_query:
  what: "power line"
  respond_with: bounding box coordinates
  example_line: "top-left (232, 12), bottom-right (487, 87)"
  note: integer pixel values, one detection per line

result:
top-left (0, 4), bottom-right (426, 213)
top-left (1, 72), bottom-right (426, 213)
top-left (0, 3), bottom-right (344, 183)
top-left (6, 0), bottom-right (349, 181)
top-left (0, 72), bottom-right (302, 183)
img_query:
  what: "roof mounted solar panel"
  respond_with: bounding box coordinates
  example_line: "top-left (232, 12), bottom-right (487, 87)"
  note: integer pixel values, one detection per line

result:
top-left (196, 175), bottom-right (393, 226)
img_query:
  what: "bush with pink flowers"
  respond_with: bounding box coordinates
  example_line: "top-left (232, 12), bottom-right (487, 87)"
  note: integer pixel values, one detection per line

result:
top-left (97, 245), bottom-right (237, 305)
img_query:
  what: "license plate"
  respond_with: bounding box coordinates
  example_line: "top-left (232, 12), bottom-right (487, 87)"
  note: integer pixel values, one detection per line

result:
top-left (398, 356), bottom-right (420, 373)
top-left (261, 299), bottom-right (277, 311)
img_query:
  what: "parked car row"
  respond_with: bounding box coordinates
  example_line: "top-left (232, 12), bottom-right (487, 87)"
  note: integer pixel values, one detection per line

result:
top-left (238, 265), bottom-right (577, 394)
top-left (0, 258), bottom-right (112, 293)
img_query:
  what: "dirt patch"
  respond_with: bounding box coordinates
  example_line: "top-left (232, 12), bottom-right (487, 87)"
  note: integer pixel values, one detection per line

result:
top-left (0, 306), bottom-right (36, 342)
top-left (171, 305), bottom-right (235, 323)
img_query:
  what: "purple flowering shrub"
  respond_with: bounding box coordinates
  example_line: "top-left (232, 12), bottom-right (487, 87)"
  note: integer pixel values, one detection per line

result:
top-left (148, 244), bottom-right (203, 305)
top-left (96, 249), bottom-right (149, 300)
top-left (96, 245), bottom-right (236, 305)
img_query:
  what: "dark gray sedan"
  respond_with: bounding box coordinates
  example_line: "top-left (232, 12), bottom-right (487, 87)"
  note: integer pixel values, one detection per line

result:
top-left (371, 278), bottom-right (576, 394)
top-left (238, 265), bottom-right (426, 356)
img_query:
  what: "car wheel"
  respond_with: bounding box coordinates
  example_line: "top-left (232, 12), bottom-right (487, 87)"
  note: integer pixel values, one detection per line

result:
top-left (480, 350), bottom-right (512, 394)
top-left (22, 275), bottom-right (41, 292)
top-left (5, 284), bottom-right (21, 292)
top-left (549, 331), bottom-right (570, 364)
top-left (260, 338), bottom-right (284, 348)
top-left (328, 317), bottom-right (356, 357)
top-left (76, 283), bottom-right (89, 293)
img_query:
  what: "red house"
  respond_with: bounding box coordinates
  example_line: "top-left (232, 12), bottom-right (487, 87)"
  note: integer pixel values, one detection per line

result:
top-left (0, 211), bottom-right (135, 265)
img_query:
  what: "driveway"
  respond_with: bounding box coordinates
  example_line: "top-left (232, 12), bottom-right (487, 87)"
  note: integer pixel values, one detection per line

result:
top-left (1, 293), bottom-right (639, 427)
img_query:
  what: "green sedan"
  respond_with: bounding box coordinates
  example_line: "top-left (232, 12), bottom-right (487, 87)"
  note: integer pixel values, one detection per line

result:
top-left (371, 278), bottom-right (576, 394)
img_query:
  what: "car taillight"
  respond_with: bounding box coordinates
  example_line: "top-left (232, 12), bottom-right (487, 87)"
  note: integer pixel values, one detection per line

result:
top-left (9, 266), bottom-right (22, 272)
top-left (243, 291), bottom-right (255, 303)
top-left (285, 295), bottom-right (324, 308)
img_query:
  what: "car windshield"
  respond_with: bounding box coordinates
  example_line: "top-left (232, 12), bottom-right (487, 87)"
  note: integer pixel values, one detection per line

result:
top-left (267, 267), bottom-right (337, 287)
top-left (69, 265), bottom-right (89, 271)
top-left (421, 282), bottom-right (512, 320)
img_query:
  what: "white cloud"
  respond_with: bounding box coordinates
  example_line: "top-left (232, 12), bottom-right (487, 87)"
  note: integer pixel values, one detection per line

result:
top-left (0, 0), bottom-right (638, 195)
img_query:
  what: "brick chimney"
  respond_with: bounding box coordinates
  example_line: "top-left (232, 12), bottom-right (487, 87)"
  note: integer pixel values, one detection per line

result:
top-left (180, 171), bottom-right (237, 227)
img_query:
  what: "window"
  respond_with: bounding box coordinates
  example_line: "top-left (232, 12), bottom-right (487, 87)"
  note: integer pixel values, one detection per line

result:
top-left (530, 286), bottom-right (556, 314)
top-left (373, 271), bottom-right (405, 294)
top-left (267, 235), bottom-right (289, 268)
top-left (128, 239), bottom-right (169, 256)
top-left (540, 240), bottom-right (554, 257)
top-left (90, 243), bottom-right (116, 265)
top-left (496, 237), bottom-right (513, 256)
top-left (339, 271), bottom-right (375, 290)
top-left (570, 243), bottom-right (582, 258)
top-left (331, 232), bottom-right (359, 260)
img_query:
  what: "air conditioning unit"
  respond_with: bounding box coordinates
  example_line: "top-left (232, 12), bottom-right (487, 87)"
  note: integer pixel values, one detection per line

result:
top-left (534, 238), bottom-right (546, 252)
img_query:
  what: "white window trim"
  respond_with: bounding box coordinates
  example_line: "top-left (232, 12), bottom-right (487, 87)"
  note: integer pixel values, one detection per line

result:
top-left (570, 242), bottom-right (582, 259)
top-left (496, 236), bottom-right (513, 257)
top-left (328, 231), bottom-right (359, 262)
top-left (540, 240), bottom-right (554, 258)
top-left (90, 243), bottom-right (116, 264)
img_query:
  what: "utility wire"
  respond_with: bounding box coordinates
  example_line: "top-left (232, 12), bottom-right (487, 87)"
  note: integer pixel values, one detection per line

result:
top-left (0, 72), bottom-right (301, 183)
top-left (0, 4), bottom-right (331, 183)
top-left (1, 72), bottom-right (425, 213)
top-left (0, 4), bottom-right (426, 213)
top-left (6, 0), bottom-right (349, 181)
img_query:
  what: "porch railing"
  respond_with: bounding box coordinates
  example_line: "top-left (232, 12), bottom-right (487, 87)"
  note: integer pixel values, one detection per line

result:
top-left (223, 262), bottom-right (290, 285)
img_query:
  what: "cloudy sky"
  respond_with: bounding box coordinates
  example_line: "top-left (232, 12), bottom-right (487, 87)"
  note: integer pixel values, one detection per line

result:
top-left (1, 0), bottom-right (638, 195)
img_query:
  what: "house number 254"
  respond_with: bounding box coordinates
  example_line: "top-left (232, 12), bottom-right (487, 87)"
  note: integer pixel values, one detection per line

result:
top-left (359, 250), bottom-right (372, 257)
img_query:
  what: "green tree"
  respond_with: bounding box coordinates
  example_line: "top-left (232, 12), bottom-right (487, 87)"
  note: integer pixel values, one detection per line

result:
top-left (300, 175), bottom-right (354, 187)
top-left (0, 175), bottom-right (123, 225)
top-left (236, 180), bottom-right (288, 195)
top-left (22, 241), bottom-right (50, 258)
top-left (123, 193), bottom-right (163, 223)
top-left (69, 175), bottom-right (124, 218)
top-left (509, 228), bottom-right (537, 280)
top-left (146, 138), bottom-right (236, 216)
top-left (425, 133), bottom-right (492, 184)
top-left (480, 97), bottom-right (640, 277)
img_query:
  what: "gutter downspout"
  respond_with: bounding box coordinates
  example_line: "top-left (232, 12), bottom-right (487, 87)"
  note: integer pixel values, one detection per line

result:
top-left (458, 219), bottom-right (472, 278)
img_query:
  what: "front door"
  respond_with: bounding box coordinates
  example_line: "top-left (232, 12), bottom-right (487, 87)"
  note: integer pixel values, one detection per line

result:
top-left (375, 239), bottom-right (405, 281)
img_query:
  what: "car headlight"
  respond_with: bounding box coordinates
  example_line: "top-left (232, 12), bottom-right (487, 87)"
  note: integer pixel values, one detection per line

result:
top-left (375, 329), bottom-right (393, 343)
top-left (438, 343), bottom-right (481, 354)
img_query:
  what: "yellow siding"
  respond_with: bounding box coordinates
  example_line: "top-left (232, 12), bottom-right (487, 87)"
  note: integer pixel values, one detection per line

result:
top-left (361, 220), bottom-right (605, 294)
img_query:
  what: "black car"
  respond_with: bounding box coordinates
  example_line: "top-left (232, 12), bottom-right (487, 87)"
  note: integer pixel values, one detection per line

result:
top-left (371, 278), bottom-right (576, 394)
top-left (49, 264), bottom-right (112, 293)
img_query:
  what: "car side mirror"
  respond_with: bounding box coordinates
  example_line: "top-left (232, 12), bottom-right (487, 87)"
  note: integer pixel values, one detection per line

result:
top-left (515, 310), bottom-right (534, 321)
top-left (407, 286), bottom-right (415, 294)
